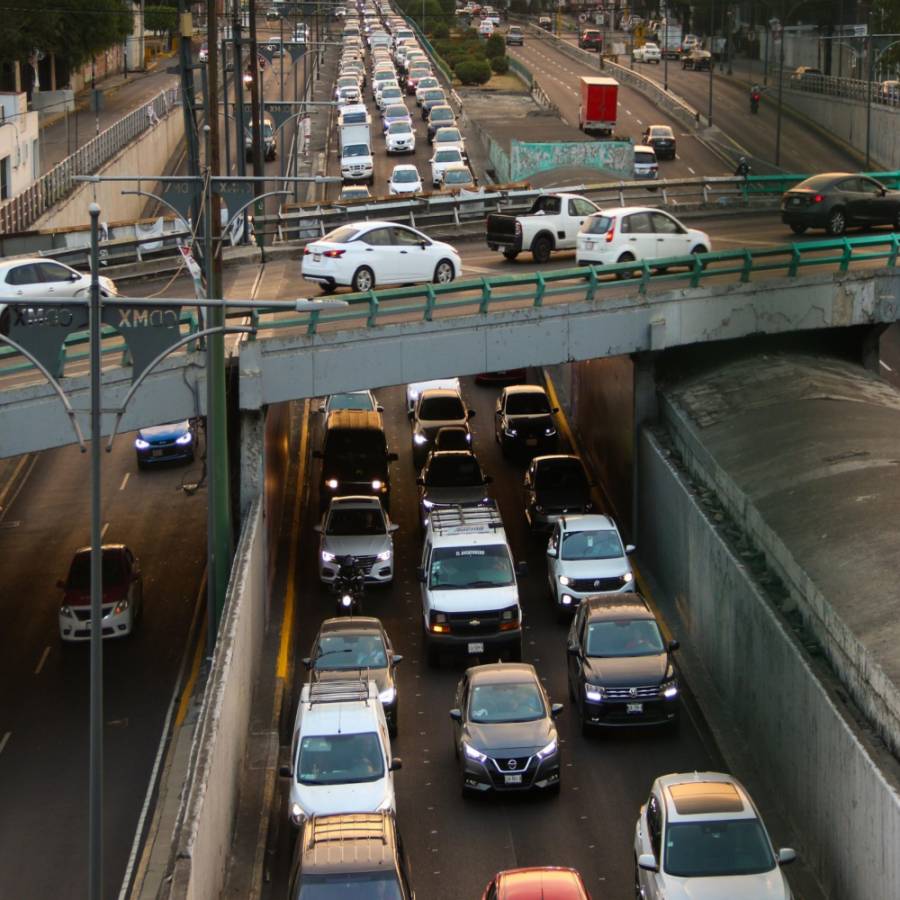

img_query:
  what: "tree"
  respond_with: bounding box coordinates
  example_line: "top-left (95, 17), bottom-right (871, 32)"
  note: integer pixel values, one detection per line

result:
top-left (144, 3), bottom-right (178, 34)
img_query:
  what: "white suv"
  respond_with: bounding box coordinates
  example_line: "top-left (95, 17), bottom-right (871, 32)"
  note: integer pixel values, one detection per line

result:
top-left (281, 678), bottom-right (401, 827)
top-left (635, 772), bottom-right (796, 899)
top-left (545, 514), bottom-right (635, 613)
top-left (316, 496), bottom-right (398, 586)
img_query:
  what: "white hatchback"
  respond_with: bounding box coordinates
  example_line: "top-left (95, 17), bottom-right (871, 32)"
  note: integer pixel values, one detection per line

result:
top-left (302, 221), bottom-right (462, 293)
top-left (432, 126), bottom-right (466, 158)
top-left (385, 120), bottom-right (416, 154)
top-left (575, 207), bottom-right (710, 270)
top-left (387, 164), bottom-right (423, 196)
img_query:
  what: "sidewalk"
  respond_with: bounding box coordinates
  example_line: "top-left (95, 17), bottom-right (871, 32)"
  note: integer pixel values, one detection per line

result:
top-left (37, 56), bottom-right (180, 175)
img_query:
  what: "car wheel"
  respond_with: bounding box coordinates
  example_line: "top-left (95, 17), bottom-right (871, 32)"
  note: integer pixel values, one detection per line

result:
top-left (502, 248), bottom-right (519, 261)
top-left (433, 259), bottom-right (455, 284)
top-left (0, 307), bottom-right (9, 336)
top-left (351, 266), bottom-right (375, 292)
top-left (826, 207), bottom-right (847, 236)
top-left (531, 235), bottom-right (553, 264)
top-left (615, 252), bottom-right (636, 279)
top-left (137, 458), bottom-right (147, 471)
top-left (790, 223), bottom-right (807, 235)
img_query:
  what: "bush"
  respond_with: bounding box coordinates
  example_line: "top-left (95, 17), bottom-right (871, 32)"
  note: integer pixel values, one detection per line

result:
top-left (455, 58), bottom-right (492, 84)
top-left (490, 55), bottom-right (509, 74)
top-left (484, 33), bottom-right (505, 59)
top-left (431, 22), bottom-right (449, 40)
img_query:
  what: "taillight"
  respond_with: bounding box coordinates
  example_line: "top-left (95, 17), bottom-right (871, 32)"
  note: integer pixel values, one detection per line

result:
top-left (605, 217), bottom-right (616, 242)
top-left (813, 194), bottom-right (824, 204)
top-left (323, 249), bottom-right (345, 258)
top-left (515, 221), bottom-right (522, 236)
top-left (303, 247), bottom-right (311, 255)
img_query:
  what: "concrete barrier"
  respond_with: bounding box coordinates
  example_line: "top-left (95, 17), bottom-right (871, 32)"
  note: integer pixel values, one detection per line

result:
top-left (162, 497), bottom-right (268, 900)
top-left (636, 426), bottom-right (900, 900)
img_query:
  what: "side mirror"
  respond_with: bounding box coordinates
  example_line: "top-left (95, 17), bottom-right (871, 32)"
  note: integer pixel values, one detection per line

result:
top-left (551, 702), bottom-right (564, 718)
top-left (668, 639), bottom-right (680, 652)
top-left (312, 449), bottom-right (323, 459)
top-left (279, 765), bottom-right (292, 778)
top-left (515, 561), bottom-right (528, 577)
top-left (637, 853), bottom-right (659, 873)
top-left (387, 452), bottom-right (399, 462)
top-left (416, 566), bottom-right (426, 583)
top-left (407, 409), bottom-right (414, 420)
top-left (483, 474), bottom-right (493, 484)
top-left (449, 708), bottom-right (462, 721)
top-left (313, 524), bottom-right (323, 533)
top-left (566, 641), bottom-right (579, 656)
top-left (625, 544), bottom-right (636, 555)
top-left (302, 657), bottom-right (313, 669)
top-left (389, 757), bottom-right (403, 771)
top-left (393, 654), bottom-right (403, 665)
top-left (416, 476), bottom-right (425, 486)
top-left (546, 546), bottom-right (557, 558)
top-left (70, 271), bottom-right (81, 281)
top-left (777, 848), bottom-right (797, 866)
top-left (377, 405), bottom-right (384, 412)
top-left (467, 409), bottom-right (476, 418)
top-left (388, 523), bottom-right (399, 532)
top-left (552, 407), bottom-right (560, 414)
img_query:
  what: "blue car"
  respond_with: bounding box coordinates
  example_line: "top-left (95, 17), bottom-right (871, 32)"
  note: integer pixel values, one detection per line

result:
top-left (135, 420), bottom-right (196, 468)
top-left (382, 103), bottom-right (412, 133)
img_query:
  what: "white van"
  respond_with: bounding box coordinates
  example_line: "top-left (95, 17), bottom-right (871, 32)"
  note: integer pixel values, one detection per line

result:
top-left (478, 18), bottom-right (495, 36)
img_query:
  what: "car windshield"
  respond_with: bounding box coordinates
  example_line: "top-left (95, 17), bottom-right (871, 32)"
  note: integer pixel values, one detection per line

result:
top-left (325, 429), bottom-right (387, 460)
top-left (424, 455), bottom-right (482, 486)
top-left (424, 90), bottom-right (444, 101)
top-left (586, 619), bottom-right (665, 657)
top-left (535, 459), bottom-right (588, 491)
top-left (297, 873), bottom-right (404, 899)
top-left (388, 121), bottom-right (412, 134)
top-left (469, 682), bottom-right (545, 723)
top-left (665, 819), bottom-right (776, 877)
top-left (419, 79), bottom-right (438, 89)
top-left (434, 150), bottom-right (461, 163)
top-left (583, 215), bottom-right (613, 235)
top-left (385, 105), bottom-right (407, 118)
top-left (443, 170), bottom-right (472, 185)
top-left (429, 545), bottom-right (514, 588)
top-left (561, 529), bottom-right (623, 560)
top-left (297, 732), bottom-right (384, 785)
top-left (393, 169), bottom-right (419, 183)
top-left (419, 395), bottom-right (465, 420)
top-left (315, 633), bottom-right (388, 669)
top-left (435, 429), bottom-right (469, 449)
top-left (343, 144), bottom-right (370, 157)
top-left (325, 506), bottom-right (385, 535)
top-left (635, 151), bottom-right (657, 165)
top-left (328, 392), bottom-right (374, 411)
top-left (67, 551), bottom-right (127, 591)
top-left (505, 392), bottom-right (550, 415)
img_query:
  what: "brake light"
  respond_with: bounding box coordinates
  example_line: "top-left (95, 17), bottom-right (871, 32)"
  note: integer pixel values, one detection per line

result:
top-left (323, 249), bottom-right (345, 258)
top-left (605, 217), bottom-right (616, 242)
top-left (303, 247), bottom-right (311, 255)
top-left (813, 194), bottom-right (824, 204)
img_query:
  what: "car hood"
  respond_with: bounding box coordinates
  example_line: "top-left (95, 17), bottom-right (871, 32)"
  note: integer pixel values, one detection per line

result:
top-left (557, 556), bottom-right (630, 579)
top-left (660, 871), bottom-right (790, 900)
top-left (506, 413), bottom-right (554, 428)
top-left (464, 718), bottom-right (554, 754)
top-left (534, 486), bottom-right (590, 509)
top-left (422, 485), bottom-right (489, 506)
top-left (583, 653), bottom-right (667, 687)
top-left (321, 534), bottom-right (391, 558)
top-left (63, 580), bottom-right (128, 610)
top-left (313, 665), bottom-right (389, 695)
top-left (428, 583), bottom-right (519, 614)
top-left (292, 776), bottom-right (392, 817)
top-left (138, 421), bottom-right (190, 441)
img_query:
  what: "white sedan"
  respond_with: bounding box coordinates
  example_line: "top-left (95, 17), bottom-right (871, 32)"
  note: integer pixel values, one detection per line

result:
top-left (301, 220), bottom-right (462, 293)
top-left (385, 120), bottom-right (415, 153)
top-left (429, 147), bottom-right (465, 187)
top-left (575, 207), bottom-right (710, 270)
top-left (387, 164), bottom-right (423, 196)
top-left (432, 126), bottom-right (466, 157)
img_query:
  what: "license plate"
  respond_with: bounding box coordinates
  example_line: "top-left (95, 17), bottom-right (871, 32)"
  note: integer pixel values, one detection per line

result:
top-left (626, 702), bottom-right (643, 714)
top-left (790, 197), bottom-right (801, 206)
top-left (151, 449), bottom-right (163, 457)
top-left (526, 437), bottom-right (538, 446)
top-left (313, 253), bottom-right (321, 262)
top-left (585, 241), bottom-right (595, 249)
top-left (467, 641), bottom-right (484, 654)
top-left (504, 774), bottom-right (522, 785)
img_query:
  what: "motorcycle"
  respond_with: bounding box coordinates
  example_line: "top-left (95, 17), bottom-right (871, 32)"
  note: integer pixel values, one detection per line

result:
top-left (332, 555), bottom-right (365, 616)
top-left (750, 90), bottom-right (761, 114)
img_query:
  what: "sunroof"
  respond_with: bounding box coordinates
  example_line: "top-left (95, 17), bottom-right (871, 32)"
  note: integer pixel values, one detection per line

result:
top-left (670, 782), bottom-right (744, 815)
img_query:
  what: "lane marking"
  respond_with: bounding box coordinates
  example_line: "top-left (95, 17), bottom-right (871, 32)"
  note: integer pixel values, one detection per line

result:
top-left (101, 521), bottom-right (110, 539)
top-left (0, 453), bottom-right (38, 524)
top-left (881, 360), bottom-right (893, 372)
top-left (119, 473), bottom-right (130, 491)
top-left (34, 646), bottom-right (51, 675)
top-left (0, 732), bottom-right (9, 755)
top-left (687, 166), bottom-right (696, 174)
top-left (173, 612), bottom-right (206, 730)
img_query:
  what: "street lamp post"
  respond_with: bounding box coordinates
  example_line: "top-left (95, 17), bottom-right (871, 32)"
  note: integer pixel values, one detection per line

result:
top-left (663, 4), bottom-right (669, 91)
top-left (708, 0), bottom-right (715, 124)
top-left (774, 17), bottom-right (785, 166)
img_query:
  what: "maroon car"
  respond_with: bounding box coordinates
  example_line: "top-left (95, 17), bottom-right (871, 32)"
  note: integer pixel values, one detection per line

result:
top-left (578, 29), bottom-right (603, 51)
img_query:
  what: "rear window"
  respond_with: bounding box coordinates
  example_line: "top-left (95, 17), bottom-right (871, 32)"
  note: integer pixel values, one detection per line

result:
top-left (635, 151), bottom-right (657, 165)
top-left (583, 215), bottom-right (613, 235)
top-left (323, 225), bottom-right (362, 243)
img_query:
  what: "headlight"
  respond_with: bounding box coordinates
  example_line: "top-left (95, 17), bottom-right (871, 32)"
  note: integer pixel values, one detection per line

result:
top-left (376, 550), bottom-right (391, 562)
top-left (413, 433), bottom-right (428, 445)
top-left (422, 498), bottom-right (435, 509)
top-left (113, 598), bottom-right (130, 615)
top-left (504, 427), bottom-right (518, 437)
top-left (544, 426), bottom-right (557, 436)
top-left (662, 680), bottom-right (678, 699)
top-left (585, 685), bottom-right (605, 702)
top-left (371, 479), bottom-right (383, 490)
top-left (134, 438), bottom-right (150, 450)
top-left (290, 802), bottom-right (305, 822)
top-left (465, 431), bottom-right (472, 442)
top-left (534, 504), bottom-right (544, 512)
top-left (60, 605), bottom-right (73, 617)
top-left (340, 594), bottom-right (353, 608)
top-left (321, 550), bottom-right (336, 563)
top-left (622, 572), bottom-right (633, 583)
top-left (536, 737), bottom-right (558, 759)
top-left (558, 575), bottom-right (571, 586)
top-left (326, 478), bottom-right (339, 489)
top-left (379, 686), bottom-right (396, 703)
top-left (463, 742), bottom-right (487, 763)
top-left (175, 432), bottom-right (193, 445)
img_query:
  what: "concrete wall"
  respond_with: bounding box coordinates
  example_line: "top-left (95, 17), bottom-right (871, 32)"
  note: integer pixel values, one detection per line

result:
top-left (0, 92), bottom-right (40, 196)
top-left (164, 497), bottom-right (268, 900)
top-left (637, 427), bottom-right (900, 900)
top-left (33, 105), bottom-right (183, 230)
top-left (510, 138), bottom-right (632, 181)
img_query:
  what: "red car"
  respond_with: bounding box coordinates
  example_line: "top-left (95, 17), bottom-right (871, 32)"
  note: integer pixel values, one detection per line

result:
top-left (482, 867), bottom-right (591, 899)
top-left (578, 29), bottom-right (603, 51)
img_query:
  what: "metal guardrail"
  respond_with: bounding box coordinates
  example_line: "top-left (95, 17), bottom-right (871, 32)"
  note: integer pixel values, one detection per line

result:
top-left (773, 69), bottom-right (900, 107)
top-left (0, 88), bottom-right (180, 236)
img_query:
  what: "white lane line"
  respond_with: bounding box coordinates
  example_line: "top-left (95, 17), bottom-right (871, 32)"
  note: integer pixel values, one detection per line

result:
top-left (34, 646), bottom-right (51, 675)
top-left (625, 109), bottom-right (631, 115)
top-left (881, 360), bottom-right (893, 372)
top-left (688, 166), bottom-right (696, 174)
top-left (712, 236), bottom-right (784, 247)
top-left (464, 264), bottom-right (501, 275)
top-left (101, 521), bottom-right (110, 539)
top-left (119, 473), bottom-right (130, 492)
top-left (0, 732), bottom-right (10, 755)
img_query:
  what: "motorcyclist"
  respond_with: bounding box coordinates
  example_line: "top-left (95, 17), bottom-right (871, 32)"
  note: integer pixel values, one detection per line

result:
top-left (749, 83), bottom-right (762, 113)
top-left (734, 156), bottom-right (751, 178)
top-left (334, 555), bottom-right (364, 613)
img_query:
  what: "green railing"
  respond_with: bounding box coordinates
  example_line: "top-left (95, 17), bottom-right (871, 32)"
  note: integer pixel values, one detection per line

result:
top-left (507, 55), bottom-right (534, 89)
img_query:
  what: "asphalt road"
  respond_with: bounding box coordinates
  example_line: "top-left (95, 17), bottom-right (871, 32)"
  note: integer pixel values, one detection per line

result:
top-left (0, 435), bottom-right (208, 898)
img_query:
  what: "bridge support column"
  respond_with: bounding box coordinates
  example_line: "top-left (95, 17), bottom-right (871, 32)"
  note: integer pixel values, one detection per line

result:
top-left (631, 353), bottom-right (659, 543)
top-left (861, 324), bottom-right (889, 375)
top-left (240, 408), bottom-right (266, 519)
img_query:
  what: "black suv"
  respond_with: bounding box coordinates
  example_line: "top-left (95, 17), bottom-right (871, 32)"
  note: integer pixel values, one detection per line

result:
top-left (566, 593), bottom-right (680, 733)
top-left (494, 384), bottom-right (559, 457)
top-left (523, 454), bottom-right (592, 531)
top-left (288, 811), bottom-right (415, 899)
top-left (314, 410), bottom-right (398, 510)
top-left (417, 450), bottom-right (492, 530)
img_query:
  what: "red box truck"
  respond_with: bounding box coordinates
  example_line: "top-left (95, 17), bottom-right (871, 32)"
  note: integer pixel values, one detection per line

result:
top-left (578, 76), bottom-right (618, 135)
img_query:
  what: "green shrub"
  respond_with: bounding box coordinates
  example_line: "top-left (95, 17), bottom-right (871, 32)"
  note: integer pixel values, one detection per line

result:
top-left (490, 55), bottom-right (509, 74)
top-left (484, 33), bottom-right (505, 59)
top-left (455, 58), bottom-right (492, 84)
top-left (431, 22), bottom-right (449, 40)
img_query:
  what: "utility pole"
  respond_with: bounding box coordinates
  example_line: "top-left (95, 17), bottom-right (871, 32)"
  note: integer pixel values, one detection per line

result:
top-left (233, 0), bottom-right (247, 180)
top-left (247, 0), bottom-right (266, 248)
top-left (178, 0), bottom-right (201, 223)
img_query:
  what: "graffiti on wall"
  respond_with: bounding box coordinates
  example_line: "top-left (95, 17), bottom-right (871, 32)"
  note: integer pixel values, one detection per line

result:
top-left (509, 140), bottom-right (633, 181)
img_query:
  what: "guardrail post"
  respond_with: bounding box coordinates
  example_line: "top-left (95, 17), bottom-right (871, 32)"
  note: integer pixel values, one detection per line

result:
top-left (839, 239), bottom-right (853, 273)
top-left (740, 250), bottom-right (753, 282)
top-left (534, 272), bottom-right (546, 307)
top-left (366, 292), bottom-right (379, 327)
top-left (306, 308), bottom-right (320, 335)
top-left (424, 284), bottom-right (436, 321)
top-left (788, 246), bottom-right (802, 277)
top-left (689, 256), bottom-right (704, 289)
top-left (638, 261), bottom-right (652, 295)
top-left (585, 266), bottom-right (599, 302)
top-left (479, 278), bottom-right (492, 313)
top-left (890, 235), bottom-right (900, 268)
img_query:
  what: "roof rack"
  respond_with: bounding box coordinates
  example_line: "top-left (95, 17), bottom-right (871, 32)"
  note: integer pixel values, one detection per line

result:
top-left (305, 675), bottom-right (371, 707)
top-left (429, 501), bottom-right (504, 535)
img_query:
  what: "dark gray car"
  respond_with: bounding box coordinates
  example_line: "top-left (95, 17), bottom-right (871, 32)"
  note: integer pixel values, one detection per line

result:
top-left (417, 450), bottom-right (492, 530)
top-left (450, 663), bottom-right (562, 794)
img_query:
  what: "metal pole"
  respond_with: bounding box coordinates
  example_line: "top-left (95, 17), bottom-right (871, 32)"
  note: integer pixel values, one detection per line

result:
top-left (88, 201), bottom-right (104, 900)
top-left (837, 0), bottom-right (844, 78)
top-left (664, 4), bottom-right (668, 91)
top-left (764, 23), bottom-right (769, 85)
top-left (179, 0), bottom-right (201, 223)
top-left (280, 16), bottom-right (286, 180)
top-left (708, 0), bottom-right (714, 124)
top-left (775, 24), bottom-right (784, 166)
top-left (727, 7), bottom-right (733, 75)
top-left (865, 26), bottom-right (872, 168)
top-left (222, 32), bottom-right (232, 175)
top-left (248, 0), bottom-right (266, 251)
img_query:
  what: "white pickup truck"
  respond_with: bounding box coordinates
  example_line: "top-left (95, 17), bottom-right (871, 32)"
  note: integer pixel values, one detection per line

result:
top-left (485, 193), bottom-right (601, 263)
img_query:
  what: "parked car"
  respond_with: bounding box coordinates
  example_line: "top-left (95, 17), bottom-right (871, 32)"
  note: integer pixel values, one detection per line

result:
top-left (567, 594), bottom-right (679, 730)
top-left (387, 164), bottom-right (423, 196)
top-left (506, 25), bottom-right (524, 45)
top-left (634, 773), bottom-right (796, 899)
top-left (641, 124), bottom-right (676, 159)
top-left (58, 544), bottom-right (143, 642)
top-left (450, 662), bottom-right (562, 794)
top-left (481, 868), bottom-right (590, 899)
top-left (523, 454), bottom-right (592, 531)
top-left (781, 172), bottom-right (900, 236)
top-left (304, 616), bottom-right (401, 734)
top-left (576, 207), bottom-right (710, 271)
top-left (302, 221), bottom-right (461, 293)
top-left (410, 387), bottom-right (475, 466)
top-left (417, 450), bottom-right (492, 529)
top-left (134, 420), bottom-right (195, 468)
top-left (578, 29), bottom-right (603, 51)
top-left (494, 384), bottom-right (559, 457)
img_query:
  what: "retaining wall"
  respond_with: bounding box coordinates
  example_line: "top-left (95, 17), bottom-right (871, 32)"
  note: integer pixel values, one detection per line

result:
top-left (637, 427), bottom-right (900, 900)
top-left (163, 498), bottom-right (267, 900)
